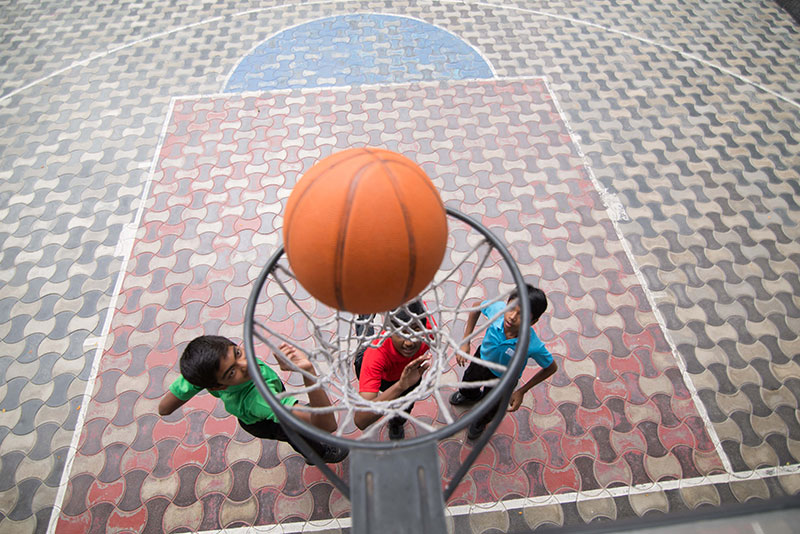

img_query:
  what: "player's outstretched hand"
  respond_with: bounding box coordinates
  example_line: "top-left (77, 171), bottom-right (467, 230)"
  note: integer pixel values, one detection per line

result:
top-left (278, 343), bottom-right (313, 373)
top-left (398, 354), bottom-right (430, 389)
top-left (507, 390), bottom-right (525, 412)
top-left (456, 343), bottom-right (470, 366)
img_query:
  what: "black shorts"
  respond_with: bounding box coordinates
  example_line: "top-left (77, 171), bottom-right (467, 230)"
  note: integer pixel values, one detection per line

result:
top-left (239, 410), bottom-right (329, 458)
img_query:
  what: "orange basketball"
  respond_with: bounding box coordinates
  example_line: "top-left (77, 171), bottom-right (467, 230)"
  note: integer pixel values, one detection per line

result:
top-left (283, 148), bottom-right (448, 314)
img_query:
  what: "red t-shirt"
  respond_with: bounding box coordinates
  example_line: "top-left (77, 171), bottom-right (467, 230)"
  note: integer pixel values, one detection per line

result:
top-left (358, 335), bottom-right (429, 393)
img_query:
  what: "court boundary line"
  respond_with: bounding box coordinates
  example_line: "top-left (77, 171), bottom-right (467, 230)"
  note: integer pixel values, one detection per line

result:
top-left (172, 74), bottom-right (542, 101)
top-left (542, 78), bottom-right (733, 473)
top-left (470, 0), bottom-right (800, 112)
top-left (46, 99), bottom-right (178, 534)
top-left (194, 467), bottom-right (800, 533)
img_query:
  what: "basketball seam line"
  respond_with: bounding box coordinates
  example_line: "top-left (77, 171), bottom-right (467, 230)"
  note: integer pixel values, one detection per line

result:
top-left (284, 148), bottom-right (369, 258)
top-left (371, 149), bottom-right (418, 302)
top-left (335, 162), bottom-right (371, 309)
top-left (380, 157), bottom-right (445, 202)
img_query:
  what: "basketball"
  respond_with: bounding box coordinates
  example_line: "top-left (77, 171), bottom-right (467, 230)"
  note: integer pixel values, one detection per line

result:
top-left (283, 147), bottom-right (448, 314)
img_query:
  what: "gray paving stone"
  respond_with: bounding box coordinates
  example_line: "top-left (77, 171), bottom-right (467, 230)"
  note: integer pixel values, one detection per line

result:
top-left (44, 374), bottom-right (76, 408)
top-left (0, 451), bottom-right (26, 492)
top-left (2, 316), bottom-right (33, 344)
top-left (43, 448), bottom-right (68, 488)
top-left (8, 478), bottom-right (42, 521)
top-left (26, 423), bottom-right (60, 463)
top-left (11, 400), bottom-right (45, 436)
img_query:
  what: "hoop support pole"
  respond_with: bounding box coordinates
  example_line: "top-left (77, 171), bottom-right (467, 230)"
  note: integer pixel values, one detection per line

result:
top-left (350, 442), bottom-right (447, 534)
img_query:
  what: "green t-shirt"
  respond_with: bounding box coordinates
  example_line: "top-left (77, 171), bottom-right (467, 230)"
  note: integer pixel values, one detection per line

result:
top-left (169, 359), bottom-right (297, 425)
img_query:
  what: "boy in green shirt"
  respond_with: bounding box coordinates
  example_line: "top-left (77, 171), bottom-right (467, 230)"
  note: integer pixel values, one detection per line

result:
top-left (158, 335), bottom-right (347, 463)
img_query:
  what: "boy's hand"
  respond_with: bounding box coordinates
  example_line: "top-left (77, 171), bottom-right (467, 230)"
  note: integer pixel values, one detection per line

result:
top-left (507, 389), bottom-right (525, 412)
top-left (456, 343), bottom-right (470, 366)
top-left (277, 343), bottom-right (313, 373)
top-left (398, 355), bottom-right (430, 389)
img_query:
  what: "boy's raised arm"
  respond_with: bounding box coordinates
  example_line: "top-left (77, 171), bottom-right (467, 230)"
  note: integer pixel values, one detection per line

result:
top-left (458, 308), bottom-right (482, 366)
top-left (279, 343), bottom-right (339, 433)
top-left (158, 391), bottom-right (188, 416)
top-left (354, 355), bottom-right (430, 430)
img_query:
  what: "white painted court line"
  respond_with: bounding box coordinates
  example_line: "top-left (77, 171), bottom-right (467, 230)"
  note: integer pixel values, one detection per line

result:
top-left (198, 467), bottom-right (800, 533)
top-left (470, 0), bottom-right (800, 112)
top-left (543, 77), bottom-right (734, 473)
top-left (174, 74), bottom-right (542, 102)
top-left (49, 74), bottom-right (762, 533)
top-left (1, 18), bottom-right (219, 104)
top-left (449, 464), bottom-right (800, 515)
top-left (46, 98), bottom-right (178, 534)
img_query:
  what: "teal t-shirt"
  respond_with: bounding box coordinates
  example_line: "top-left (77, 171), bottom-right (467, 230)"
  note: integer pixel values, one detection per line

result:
top-left (479, 300), bottom-right (554, 377)
top-left (169, 359), bottom-right (297, 425)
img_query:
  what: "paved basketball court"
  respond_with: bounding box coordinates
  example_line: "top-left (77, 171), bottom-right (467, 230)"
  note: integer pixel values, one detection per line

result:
top-left (1, 2), bottom-right (799, 533)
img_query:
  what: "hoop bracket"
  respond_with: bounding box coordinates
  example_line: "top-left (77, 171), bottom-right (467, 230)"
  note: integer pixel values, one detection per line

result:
top-left (350, 442), bottom-right (447, 534)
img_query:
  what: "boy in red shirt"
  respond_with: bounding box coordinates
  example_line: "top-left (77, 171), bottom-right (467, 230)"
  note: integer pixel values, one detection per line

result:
top-left (354, 300), bottom-right (431, 440)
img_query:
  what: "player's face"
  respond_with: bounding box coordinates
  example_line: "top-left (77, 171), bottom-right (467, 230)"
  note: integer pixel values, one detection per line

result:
top-left (503, 304), bottom-right (522, 339)
top-left (215, 344), bottom-right (249, 388)
top-left (391, 323), bottom-right (424, 358)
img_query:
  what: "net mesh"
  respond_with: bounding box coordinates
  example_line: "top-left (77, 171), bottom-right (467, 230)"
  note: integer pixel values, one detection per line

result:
top-left (250, 215), bottom-right (523, 441)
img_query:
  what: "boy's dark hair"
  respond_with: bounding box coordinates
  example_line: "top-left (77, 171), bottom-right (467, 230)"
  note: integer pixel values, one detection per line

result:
top-left (390, 299), bottom-right (426, 329)
top-left (508, 284), bottom-right (547, 324)
top-left (180, 335), bottom-right (234, 389)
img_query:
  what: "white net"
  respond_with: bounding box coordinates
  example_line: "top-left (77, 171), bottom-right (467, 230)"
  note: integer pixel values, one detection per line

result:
top-left (249, 215), bottom-right (524, 441)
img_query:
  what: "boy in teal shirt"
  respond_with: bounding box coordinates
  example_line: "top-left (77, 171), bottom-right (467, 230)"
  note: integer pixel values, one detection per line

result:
top-left (450, 284), bottom-right (558, 440)
top-left (159, 335), bottom-right (347, 463)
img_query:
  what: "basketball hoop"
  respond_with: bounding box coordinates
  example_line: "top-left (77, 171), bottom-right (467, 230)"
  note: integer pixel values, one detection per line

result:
top-left (244, 208), bottom-right (530, 533)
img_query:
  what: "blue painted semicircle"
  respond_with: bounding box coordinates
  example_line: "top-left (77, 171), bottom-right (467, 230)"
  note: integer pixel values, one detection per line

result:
top-left (225, 14), bottom-right (493, 92)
